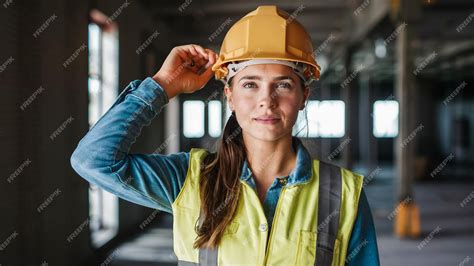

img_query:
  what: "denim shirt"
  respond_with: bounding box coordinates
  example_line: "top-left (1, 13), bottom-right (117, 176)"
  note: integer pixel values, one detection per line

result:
top-left (70, 77), bottom-right (380, 265)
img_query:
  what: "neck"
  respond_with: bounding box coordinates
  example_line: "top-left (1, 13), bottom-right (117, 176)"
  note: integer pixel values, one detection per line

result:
top-left (243, 134), bottom-right (297, 181)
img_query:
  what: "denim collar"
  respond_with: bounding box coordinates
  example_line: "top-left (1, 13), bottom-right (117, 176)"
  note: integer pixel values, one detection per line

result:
top-left (239, 137), bottom-right (313, 186)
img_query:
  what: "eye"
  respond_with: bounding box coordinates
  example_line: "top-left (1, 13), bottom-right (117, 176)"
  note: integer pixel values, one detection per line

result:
top-left (242, 82), bottom-right (257, 89)
top-left (275, 82), bottom-right (292, 89)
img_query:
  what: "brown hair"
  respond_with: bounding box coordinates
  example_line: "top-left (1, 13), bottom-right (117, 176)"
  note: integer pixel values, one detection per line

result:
top-left (193, 109), bottom-right (245, 249)
top-left (193, 76), bottom-right (308, 249)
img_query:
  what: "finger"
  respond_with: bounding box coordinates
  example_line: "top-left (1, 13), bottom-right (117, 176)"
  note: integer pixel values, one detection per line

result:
top-left (176, 47), bottom-right (195, 67)
top-left (196, 64), bottom-right (215, 84)
top-left (178, 50), bottom-right (201, 71)
top-left (203, 49), bottom-right (217, 69)
top-left (184, 47), bottom-right (206, 63)
top-left (175, 49), bottom-right (195, 67)
top-left (204, 48), bottom-right (217, 58)
top-left (195, 57), bottom-right (208, 68)
top-left (198, 55), bottom-right (216, 76)
top-left (187, 56), bottom-right (207, 72)
top-left (191, 44), bottom-right (209, 59)
top-left (184, 45), bottom-right (199, 58)
top-left (179, 46), bottom-right (212, 73)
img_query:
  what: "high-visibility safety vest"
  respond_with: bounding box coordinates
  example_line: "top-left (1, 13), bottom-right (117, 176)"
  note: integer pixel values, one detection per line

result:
top-left (172, 148), bottom-right (364, 266)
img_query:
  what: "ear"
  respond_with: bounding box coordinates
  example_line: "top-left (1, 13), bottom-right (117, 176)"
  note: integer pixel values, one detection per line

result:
top-left (224, 85), bottom-right (234, 111)
top-left (300, 86), bottom-right (310, 110)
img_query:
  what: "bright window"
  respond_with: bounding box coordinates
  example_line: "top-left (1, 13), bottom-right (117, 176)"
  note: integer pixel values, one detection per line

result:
top-left (294, 100), bottom-right (345, 138)
top-left (373, 100), bottom-right (399, 137)
top-left (88, 17), bottom-right (119, 247)
top-left (208, 100), bottom-right (222, 137)
top-left (183, 100), bottom-right (205, 138)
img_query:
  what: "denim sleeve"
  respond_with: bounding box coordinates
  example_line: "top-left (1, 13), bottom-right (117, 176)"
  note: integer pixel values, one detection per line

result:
top-left (70, 77), bottom-right (189, 214)
top-left (345, 188), bottom-right (380, 266)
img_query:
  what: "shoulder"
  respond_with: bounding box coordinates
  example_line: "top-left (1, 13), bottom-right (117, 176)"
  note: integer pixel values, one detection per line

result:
top-left (186, 148), bottom-right (216, 175)
top-left (188, 148), bottom-right (213, 163)
top-left (316, 159), bottom-right (364, 184)
top-left (340, 166), bottom-right (364, 185)
top-left (189, 147), bottom-right (210, 156)
top-left (315, 159), bottom-right (365, 202)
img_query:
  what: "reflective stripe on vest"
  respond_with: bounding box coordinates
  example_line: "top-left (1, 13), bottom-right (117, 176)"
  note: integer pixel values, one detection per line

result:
top-left (177, 205), bottom-right (219, 266)
top-left (315, 161), bottom-right (342, 266)
top-left (172, 148), bottom-right (363, 266)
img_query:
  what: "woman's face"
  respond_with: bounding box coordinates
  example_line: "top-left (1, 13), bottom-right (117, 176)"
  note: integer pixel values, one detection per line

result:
top-left (224, 63), bottom-right (309, 142)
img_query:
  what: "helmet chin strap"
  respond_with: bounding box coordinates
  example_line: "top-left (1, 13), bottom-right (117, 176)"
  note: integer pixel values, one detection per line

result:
top-left (224, 59), bottom-right (312, 86)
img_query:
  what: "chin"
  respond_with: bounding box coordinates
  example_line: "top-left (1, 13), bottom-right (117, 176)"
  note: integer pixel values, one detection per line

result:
top-left (246, 130), bottom-right (290, 142)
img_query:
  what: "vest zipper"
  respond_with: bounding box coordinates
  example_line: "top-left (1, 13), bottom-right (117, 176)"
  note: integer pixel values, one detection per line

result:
top-left (263, 186), bottom-right (287, 265)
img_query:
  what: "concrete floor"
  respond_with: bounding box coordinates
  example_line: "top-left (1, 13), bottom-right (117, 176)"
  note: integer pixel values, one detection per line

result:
top-left (106, 177), bottom-right (474, 266)
top-left (367, 180), bottom-right (474, 266)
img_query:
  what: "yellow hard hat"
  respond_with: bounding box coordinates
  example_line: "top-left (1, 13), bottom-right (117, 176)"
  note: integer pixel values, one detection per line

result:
top-left (211, 5), bottom-right (321, 85)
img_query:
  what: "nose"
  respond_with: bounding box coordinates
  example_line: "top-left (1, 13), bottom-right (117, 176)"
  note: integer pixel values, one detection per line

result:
top-left (258, 86), bottom-right (277, 109)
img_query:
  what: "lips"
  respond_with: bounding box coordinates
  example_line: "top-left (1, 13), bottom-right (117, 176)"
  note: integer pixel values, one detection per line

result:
top-left (254, 116), bottom-right (280, 121)
top-left (253, 115), bottom-right (281, 124)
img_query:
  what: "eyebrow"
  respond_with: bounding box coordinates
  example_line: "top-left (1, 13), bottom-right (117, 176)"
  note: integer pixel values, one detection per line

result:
top-left (238, 75), bottom-right (295, 82)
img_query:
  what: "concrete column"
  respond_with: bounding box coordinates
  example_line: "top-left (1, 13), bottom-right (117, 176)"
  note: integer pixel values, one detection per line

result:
top-left (342, 49), bottom-right (356, 169)
top-left (393, 0), bottom-right (421, 238)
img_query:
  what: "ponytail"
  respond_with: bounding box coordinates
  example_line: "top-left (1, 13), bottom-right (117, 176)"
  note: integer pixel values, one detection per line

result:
top-left (193, 110), bottom-right (246, 248)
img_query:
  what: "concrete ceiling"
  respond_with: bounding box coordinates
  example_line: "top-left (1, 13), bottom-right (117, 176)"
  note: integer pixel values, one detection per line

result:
top-left (137, 0), bottom-right (474, 79)
top-left (138, 0), bottom-right (352, 53)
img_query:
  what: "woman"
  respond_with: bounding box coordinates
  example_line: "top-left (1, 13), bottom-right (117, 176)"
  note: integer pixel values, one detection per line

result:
top-left (71, 5), bottom-right (380, 265)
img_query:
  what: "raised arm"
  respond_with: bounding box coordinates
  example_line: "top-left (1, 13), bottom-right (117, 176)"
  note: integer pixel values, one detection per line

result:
top-left (70, 44), bottom-right (218, 213)
top-left (71, 77), bottom-right (187, 213)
